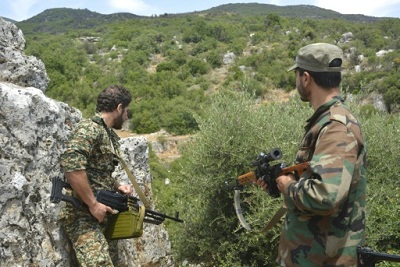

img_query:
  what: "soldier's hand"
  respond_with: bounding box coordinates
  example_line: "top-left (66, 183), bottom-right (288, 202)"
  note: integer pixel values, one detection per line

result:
top-left (117, 184), bottom-right (134, 195)
top-left (254, 178), bottom-right (268, 192)
top-left (89, 201), bottom-right (115, 222)
top-left (276, 174), bottom-right (295, 193)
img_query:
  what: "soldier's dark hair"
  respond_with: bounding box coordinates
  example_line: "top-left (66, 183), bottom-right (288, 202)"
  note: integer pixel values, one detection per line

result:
top-left (297, 58), bottom-right (342, 89)
top-left (96, 85), bottom-right (132, 112)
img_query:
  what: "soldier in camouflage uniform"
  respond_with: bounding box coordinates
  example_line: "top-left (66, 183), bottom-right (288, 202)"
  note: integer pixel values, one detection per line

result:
top-left (60, 85), bottom-right (133, 266)
top-left (257, 43), bottom-right (366, 266)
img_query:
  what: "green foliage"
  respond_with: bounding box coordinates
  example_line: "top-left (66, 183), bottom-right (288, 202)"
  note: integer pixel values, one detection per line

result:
top-left (206, 49), bottom-right (223, 68)
top-left (359, 104), bottom-right (378, 118)
top-left (191, 38), bottom-right (218, 56)
top-left (162, 91), bottom-right (309, 265)
top-left (156, 61), bottom-right (179, 72)
top-left (20, 8), bottom-right (400, 135)
top-left (383, 87), bottom-right (400, 113)
top-left (155, 93), bottom-right (400, 265)
top-left (354, 109), bottom-right (400, 257)
top-left (16, 8), bottom-right (140, 35)
top-left (187, 59), bottom-right (210, 76)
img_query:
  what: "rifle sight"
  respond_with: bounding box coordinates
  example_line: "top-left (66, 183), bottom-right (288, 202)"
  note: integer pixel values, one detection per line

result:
top-left (253, 148), bottom-right (282, 166)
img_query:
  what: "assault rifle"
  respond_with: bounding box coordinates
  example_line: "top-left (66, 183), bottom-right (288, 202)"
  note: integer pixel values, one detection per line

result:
top-left (237, 148), bottom-right (310, 197)
top-left (50, 176), bottom-right (183, 225)
top-left (357, 246), bottom-right (400, 267)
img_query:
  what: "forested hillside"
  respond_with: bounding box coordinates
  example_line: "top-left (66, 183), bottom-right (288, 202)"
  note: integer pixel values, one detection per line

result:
top-left (16, 3), bottom-right (400, 135)
top-left (13, 4), bottom-right (400, 265)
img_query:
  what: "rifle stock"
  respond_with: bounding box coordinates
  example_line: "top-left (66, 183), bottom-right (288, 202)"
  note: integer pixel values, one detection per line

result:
top-left (50, 176), bottom-right (82, 208)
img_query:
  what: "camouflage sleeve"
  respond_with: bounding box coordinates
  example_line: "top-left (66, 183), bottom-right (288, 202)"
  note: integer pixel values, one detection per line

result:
top-left (60, 120), bottom-right (100, 172)
top-left (284, 121), bottom-right (359, 215)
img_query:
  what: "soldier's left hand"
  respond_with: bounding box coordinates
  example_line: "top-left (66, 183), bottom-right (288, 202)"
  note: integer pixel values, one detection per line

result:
top-left (117, 184), bottom-right (134, 195)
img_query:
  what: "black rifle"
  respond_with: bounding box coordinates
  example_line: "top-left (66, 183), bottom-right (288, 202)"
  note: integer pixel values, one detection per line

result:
top-left (357, 246), bottom-right (400, 267)
top-left (50, 176), bottom-right (81, 208)
top-left (237, 148), bottom-right (310, 198)
top-left (50, 176), bottom-right (183, 225)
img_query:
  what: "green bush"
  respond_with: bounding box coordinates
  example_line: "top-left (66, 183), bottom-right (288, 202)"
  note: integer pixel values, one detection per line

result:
top-left (187, 59), bottom-right (210, 76)
top-left (164, 91), bottom-right (309, 266)
top-left (356, 109), bottom-right (400, 256)
top-left (156, 61), bottom-right (179, 72)
top-left (157, 92), bottom-right (400, 266)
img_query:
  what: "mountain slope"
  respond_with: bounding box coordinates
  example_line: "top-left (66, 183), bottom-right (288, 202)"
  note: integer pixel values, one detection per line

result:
top-left (16, 8), bottom-right (142, 34)
top-left (16, 3), bottom-right (383, 35)
top-left (200, 3), bottom-right (381, 22)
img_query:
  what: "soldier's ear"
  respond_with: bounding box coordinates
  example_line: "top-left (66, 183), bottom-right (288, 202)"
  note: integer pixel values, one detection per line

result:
top-left (116, 103), bottom-right (124, 112)
top-left (303, 71), bottom-right (312, 86)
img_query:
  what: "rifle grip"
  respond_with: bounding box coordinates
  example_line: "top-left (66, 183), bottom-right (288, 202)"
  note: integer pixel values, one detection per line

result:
top-left (237, 171), bottom-right (257, 185)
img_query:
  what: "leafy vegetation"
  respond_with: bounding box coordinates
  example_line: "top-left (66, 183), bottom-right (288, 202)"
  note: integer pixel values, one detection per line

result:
top-left (17, 4), bottom-right (400, 135)
top-left (154, 92), bottom-right (400, 266)
top-left (12, 3), bottom-right (400, 265)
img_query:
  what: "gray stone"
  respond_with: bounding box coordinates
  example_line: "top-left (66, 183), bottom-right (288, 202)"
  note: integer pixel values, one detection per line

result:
top-left (0, 18), bottom-right (49, 91)
top-left (0, 82), bottom-right (176, 266)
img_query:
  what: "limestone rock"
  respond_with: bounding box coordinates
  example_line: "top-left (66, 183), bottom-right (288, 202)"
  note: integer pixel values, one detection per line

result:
top-left (0, 18), bottom-right (49, 91)
top-left (0, 82), bottom-right (175, 266)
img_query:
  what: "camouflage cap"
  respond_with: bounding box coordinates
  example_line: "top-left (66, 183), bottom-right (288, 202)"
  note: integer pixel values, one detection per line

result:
top-left (288, 43), bottom-right (343, 72)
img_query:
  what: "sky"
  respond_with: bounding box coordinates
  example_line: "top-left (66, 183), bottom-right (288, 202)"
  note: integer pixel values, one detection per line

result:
top-left (1, 0), bottom-right (400, 22)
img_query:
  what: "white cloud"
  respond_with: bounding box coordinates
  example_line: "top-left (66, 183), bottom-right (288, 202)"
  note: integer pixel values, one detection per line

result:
top-left (315, 0), bottom-right (400, 16)
top-left (107, 0), bottom-right (156, 14)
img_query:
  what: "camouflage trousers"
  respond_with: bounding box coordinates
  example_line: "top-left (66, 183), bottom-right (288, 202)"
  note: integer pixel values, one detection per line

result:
top-left (61, 205), bottom-right (119, 266)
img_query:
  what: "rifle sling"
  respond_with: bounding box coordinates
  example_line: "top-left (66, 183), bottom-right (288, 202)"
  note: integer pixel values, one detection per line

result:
top-left (259, 206), bottom-right (287, 233)
top-left (118, 155), bottom-right (151, 209)
top-left (234, 189), bottom-right (287, 233)
top-left (100, 117), bottom-right (151, 209)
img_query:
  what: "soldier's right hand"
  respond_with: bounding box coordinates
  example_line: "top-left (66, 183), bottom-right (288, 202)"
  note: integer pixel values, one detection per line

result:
top-left (88, 201), bottom-right (114, 222)
top-left (254, 177), bottom-right (268, 192)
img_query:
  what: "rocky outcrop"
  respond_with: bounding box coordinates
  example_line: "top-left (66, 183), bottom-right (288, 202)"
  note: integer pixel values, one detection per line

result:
top-left (0, 83), bottom-right (81, 266)
top-left (0, 19), bottom-right (175, 267)
top-left (0, 18), bottom-right (49, 91)
top-left (0, 83), bottom-right (175, 266)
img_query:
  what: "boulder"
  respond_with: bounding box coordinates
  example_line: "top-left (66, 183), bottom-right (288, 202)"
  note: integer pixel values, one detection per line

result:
top-left (0, 18), bottom-right (49, 91)
top-left (0, 82), bottom-right (175, 266)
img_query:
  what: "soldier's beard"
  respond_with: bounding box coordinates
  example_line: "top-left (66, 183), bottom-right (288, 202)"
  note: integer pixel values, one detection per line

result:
top-left (297, 81), bottom-right (310, 102)
top-left (113, 114), bottom-right (125, 130)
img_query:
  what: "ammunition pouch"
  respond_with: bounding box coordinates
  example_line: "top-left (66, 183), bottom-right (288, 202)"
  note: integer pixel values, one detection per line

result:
top-left (104, 204), bottom-right (146, 239)
top-left (96, 190), bottom-right (145, 239)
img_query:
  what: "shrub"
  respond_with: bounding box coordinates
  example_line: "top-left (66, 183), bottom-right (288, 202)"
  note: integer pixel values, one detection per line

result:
top-left (160, 93), bottom-right (400, 265)
top-left (166, 91), bottom-right (309, 266)
top-left (187, 59), bottom-right (210, 76)
top-left (156, 61), bottom-right (178, 72)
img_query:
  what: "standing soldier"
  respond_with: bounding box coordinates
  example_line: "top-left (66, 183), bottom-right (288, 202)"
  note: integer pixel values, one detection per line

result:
top-left (60, 85), bottom-right (134, 266)
top-left (257, 43), bottom-right (367, 266)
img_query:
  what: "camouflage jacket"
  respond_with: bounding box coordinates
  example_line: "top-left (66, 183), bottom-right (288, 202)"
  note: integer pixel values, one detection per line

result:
top-left (278, 96), bottom-right (367, 267)
top-left (60, 114), bottom-right (121, 192)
